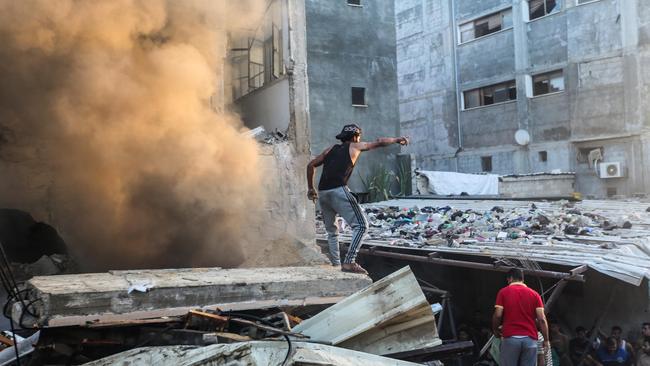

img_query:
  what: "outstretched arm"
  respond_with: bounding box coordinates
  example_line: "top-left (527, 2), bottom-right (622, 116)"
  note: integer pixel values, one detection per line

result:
top-left (354, 136), bottom-right (409, 152)
top-left (306, 147), bottom-right (332, 201)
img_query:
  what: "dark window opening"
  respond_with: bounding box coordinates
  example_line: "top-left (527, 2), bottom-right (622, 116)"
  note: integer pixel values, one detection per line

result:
top-left (459, 9), bottom-right (512, 43)
top-left (607, 187), bottom-right (617, 197)
top-left (529, 0), bottom-right (559, 21)
top-left (347, 0), bottom-right (361, 5)
top-left (539, 151), bottom-right (548, 162)
top-left (351, 87), bottom-right (366, 106)
top-left (577, 147), bottom-right (603, 164)
top-left (463, 80), bottom-right (516, 109)
top-left (533, 70), bottom-right (564, 96)
top-left (481, 156), bottom-right (493, 172)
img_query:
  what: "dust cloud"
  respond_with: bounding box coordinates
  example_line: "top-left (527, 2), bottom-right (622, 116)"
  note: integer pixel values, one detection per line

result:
top-left (0, 0), bottom-right (266, 270)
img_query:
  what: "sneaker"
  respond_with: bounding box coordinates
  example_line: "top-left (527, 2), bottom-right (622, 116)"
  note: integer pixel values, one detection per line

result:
top-left (341, 263), bottom-right (368, 275)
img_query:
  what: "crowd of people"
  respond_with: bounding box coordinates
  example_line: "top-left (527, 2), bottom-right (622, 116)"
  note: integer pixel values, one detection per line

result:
top-left (459, 322), bottom-right (650, 366)
top-left (454, 269), bottom-right (649, 366)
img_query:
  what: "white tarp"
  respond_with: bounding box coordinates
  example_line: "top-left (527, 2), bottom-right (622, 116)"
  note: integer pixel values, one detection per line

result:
top-left (417, 170), bottom-right (499, 195)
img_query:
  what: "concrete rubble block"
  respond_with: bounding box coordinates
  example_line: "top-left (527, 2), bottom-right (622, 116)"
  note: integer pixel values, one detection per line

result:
top-left (12, 266), bottom-right (371, 328)
top-left (292, 266), bottom-right (442, 356)
top-left (84, 341), bottom-right (422, 366)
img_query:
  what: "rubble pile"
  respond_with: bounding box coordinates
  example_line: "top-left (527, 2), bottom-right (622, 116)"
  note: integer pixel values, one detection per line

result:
top-left (317, 201), bottom-right (642, 249)
top-left (7, 266), bottom-right (449, 364)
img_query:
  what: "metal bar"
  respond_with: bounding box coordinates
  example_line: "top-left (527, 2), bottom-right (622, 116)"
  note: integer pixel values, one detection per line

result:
top-left (544, 280), bottom-right (568, 312)
top-left (545, 265), bottom-right (589, 311)
top-left (229, 317), bottom-right (309, 339)
top-left (355, 248), bottom-right (585, 282)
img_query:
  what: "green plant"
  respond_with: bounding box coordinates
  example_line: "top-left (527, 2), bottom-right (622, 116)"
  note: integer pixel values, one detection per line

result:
top-left (359, 164), bottom-right (396, 202)
top-left (395, 159), bottom-right (411, 197)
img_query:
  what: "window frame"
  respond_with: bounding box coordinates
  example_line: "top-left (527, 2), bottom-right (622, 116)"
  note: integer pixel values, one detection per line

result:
top-left (576, 0), bottom-right (602, 6)
top-left (462, 80), bottom-right (517, 110)
top-left (526, 0), bottom-right (561, 22)
top-left (481, 156), bottom-right (493, 172)
top-left (457, 8), bottom-right (513, 45)
top-left (351, 87), bottom-right (367, 107)
top-left (528, 69), bottom-right (565, 97)
top-left (347, 0), bottom-right (363, 7)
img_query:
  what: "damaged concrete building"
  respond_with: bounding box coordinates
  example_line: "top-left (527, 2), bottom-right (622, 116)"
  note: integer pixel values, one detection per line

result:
top-left (396, 0), bottom-right (650, 198)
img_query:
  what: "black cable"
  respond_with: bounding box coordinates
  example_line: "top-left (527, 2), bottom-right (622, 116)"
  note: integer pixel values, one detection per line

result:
top-left (8, 313), bottom-right (21, 366)
top-left (18, 298), bottom-right (42, 329)
top-left (220, 311), bottom-right (293, 366)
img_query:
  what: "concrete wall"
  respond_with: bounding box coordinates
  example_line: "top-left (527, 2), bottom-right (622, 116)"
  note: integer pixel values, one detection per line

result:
top-left (306, 0), bottom-right (400, 192)
top-left (396, 0), bottom-right (650, 198)
top-left (236, 78), bottom-right (290, 132)
top-left (396, 0), bottom-right (459, 172)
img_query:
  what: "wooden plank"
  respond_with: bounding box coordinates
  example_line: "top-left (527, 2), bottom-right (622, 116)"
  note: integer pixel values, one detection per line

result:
top-left (292, 266), bottom-right (441, 356)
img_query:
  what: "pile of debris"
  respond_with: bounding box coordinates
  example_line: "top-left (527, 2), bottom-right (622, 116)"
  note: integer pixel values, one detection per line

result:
top-left (245, 126), bottom-right (288, 144)
top-left (317, 200), bottom-right (642, 249)
top-left (6, 266), bottom-right (447, 365)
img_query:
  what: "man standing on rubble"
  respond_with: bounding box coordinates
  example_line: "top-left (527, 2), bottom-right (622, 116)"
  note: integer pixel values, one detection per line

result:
top-left (492, 268), bottom-right (550, 366)
top-left (306, 123), bottom-right (408, 274)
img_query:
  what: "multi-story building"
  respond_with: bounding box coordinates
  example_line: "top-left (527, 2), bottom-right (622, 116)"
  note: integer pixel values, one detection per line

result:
top-left (232, 0), bottom-right (400, 194)
top-left (305, 0), bottom-right (400, 192)
top-left (396, 0), bottom-right (650, 198)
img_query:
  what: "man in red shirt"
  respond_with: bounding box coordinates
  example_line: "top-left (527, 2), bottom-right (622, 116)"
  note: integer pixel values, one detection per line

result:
top-left (493, 268), bottom-right (550, 366)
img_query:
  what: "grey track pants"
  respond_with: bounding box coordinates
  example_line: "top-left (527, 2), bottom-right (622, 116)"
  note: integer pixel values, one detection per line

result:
top-left (318, 186), bottom-right (368, 265)
top-left (500, 336), bottom-right (538, 366)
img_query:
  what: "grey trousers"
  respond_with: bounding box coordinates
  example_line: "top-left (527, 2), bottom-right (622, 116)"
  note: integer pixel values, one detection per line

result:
top-left (500, 337), bottom-right (538, 366)
top-left (318, 186), bottom-right (368, 265)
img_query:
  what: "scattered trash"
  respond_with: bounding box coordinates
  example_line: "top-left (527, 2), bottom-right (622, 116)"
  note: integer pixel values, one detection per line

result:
top-left (317, 199), bottom-right (642, 249)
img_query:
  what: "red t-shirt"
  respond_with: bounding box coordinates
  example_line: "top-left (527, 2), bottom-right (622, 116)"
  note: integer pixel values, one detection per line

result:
top-left (495, 283), bottom-right (543, 339)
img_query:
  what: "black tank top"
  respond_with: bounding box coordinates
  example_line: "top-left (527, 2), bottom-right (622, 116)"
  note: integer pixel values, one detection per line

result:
top-left (318, 143), bottom-right (355, 190)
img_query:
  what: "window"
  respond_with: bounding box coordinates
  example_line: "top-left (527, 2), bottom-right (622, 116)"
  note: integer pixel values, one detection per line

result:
top-left (481, 156), bottom-right (493, 172)
top-left (577, 147), bottom-right (603, 164)
top-left (463, 80), bottom-right (517, 109)
top-left (459, 8), bottom-right (512, 43)
top-left (528, 0), bottom-right (559, 20)
top-left (347, 0), bottom-right (361, 5)
top-left (532, 70), bottom-right (564, 96)
top-left (539, 151), bottom-right (548, 162)
top-left (351, 87), bottom-right (366, 106)
top-left (229, 0), bottom-right (284, 100)
top-left (577, 0), bottom-right (598, 4)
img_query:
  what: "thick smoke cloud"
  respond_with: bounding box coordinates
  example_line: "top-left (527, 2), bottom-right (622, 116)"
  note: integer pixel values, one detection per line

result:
top-left (0, 0), bottom-right (265, 270)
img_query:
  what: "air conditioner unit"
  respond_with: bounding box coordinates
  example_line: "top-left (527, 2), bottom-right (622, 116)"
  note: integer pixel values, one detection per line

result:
top-left (599, 162), bottom-right (623, 178)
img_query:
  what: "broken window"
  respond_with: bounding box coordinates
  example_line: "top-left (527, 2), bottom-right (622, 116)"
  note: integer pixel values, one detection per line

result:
top-left (532, 70), bottom-right (564, 96)
top-left (481, 156), bottom-right (493, 172)
top-left (351, 87), bottom-right (366, 106)
top-left (459, 8), bottom-right (512, 43)
top-left (229, 0), bottom-right (284, 100)
top-left (577, 147), bottom-right (603, 164)
top-left (539, 151), bottom-right (548, 162)
top-left (528, 0), bottom-right (559, 20)
top-left (463, 80), bottom-right (516, 109)
top-left (347, 0), bottom-right (362, 5)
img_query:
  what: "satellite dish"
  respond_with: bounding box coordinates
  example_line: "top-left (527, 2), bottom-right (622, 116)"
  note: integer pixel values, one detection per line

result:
top-left (515, 129), bottom-right (530, 146)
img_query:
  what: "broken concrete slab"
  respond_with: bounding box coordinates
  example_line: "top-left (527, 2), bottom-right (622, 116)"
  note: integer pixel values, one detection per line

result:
top-left (292, 266), bottom-right (442, 356)
top-left (84, 341), bottom-right (422, 366)
top-left (12, 266), bottom-right (371, 328)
